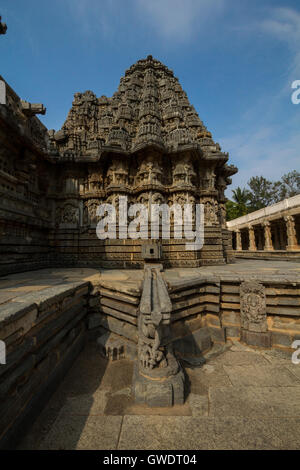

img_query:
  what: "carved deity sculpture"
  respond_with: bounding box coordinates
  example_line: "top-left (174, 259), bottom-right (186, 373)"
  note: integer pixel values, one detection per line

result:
top-left (240, 280), bottom-right (267, 333)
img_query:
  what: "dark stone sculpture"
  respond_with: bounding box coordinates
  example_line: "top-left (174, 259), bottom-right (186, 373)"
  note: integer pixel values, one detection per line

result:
top-left (133, 265), bottom-right (185, 406)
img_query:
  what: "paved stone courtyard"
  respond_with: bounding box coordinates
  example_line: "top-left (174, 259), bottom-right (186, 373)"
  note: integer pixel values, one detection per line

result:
top-left (1, 259), bottom-right (300, 307)
top-left (1, 259), bottom-right (300, 450)
top-left (17, 338), bottom-right (300, 450)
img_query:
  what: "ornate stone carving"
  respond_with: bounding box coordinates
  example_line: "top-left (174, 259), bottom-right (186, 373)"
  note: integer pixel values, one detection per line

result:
top-left (235, 229), bottom-right (242, 251)
top-left (133, 266), bottom-right (185, 406)
top-left (0, 16), bottom-right (7, 35)
top-left (240, 280), bottom-right (267, 332)
top-left (285, 215), bottom-right (299, 250)
top-left (83, 199), bottom-right (102, 224)
top-left (240, 280), bottom-right (271, 347)
top-left (248, 225), bottom-right (257, 251)
top-left (263, 220), bottom-right (274, 251)
top-left (55, 203), bottom-right (79, 226)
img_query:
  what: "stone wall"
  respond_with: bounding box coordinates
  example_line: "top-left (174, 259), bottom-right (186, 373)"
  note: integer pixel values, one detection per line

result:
top-left (0, 76), bottom-right (53, 276)
top-left (0, 281), bottom-right (90, 449)
top-left (0, 270), bottom-right (299, 446)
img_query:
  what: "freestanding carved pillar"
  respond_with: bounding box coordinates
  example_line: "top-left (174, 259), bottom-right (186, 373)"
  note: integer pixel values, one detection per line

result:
top-left (285, 215), bottom-right (300, 251)
top-left (235, 229), bottom-right (242, 251)
top-left (133, 266), bottom-right (185, 407)
top-left (248, 225), bottom-right (257, 251)
top-left (263, 221), bottom-right (274, 251)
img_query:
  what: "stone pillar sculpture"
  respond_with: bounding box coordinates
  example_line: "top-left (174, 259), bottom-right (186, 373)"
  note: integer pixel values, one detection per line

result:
top-left (263, 221), bottom-right (274, 251)
top-left (285, 215), bottom-right (300, 251)
top-left (0, 17), bottom-right (7, 35)
top-left (133, 266), bottom-right (185, 407)
top-left (248, 225), bottom-right (257, 251)
top-left (240, 280), bottom-right (271, 347)
top-left (235, 229), bottom-right (242, 251)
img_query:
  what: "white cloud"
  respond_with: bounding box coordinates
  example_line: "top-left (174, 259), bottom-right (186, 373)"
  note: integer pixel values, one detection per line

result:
top-left (66, 0), bottom-right (116, 38)
top-left (260, 7), bottom-right (300, 85)
top-left (135, 0), bottom-right (225, 41)
top-left (221, 121), bottom-right (300, 196)
top-left (67, 0), bottom-right (225, 43)
top-left (260, 7), bottom-right (300, 44)
top-left (221, 6), bottom-right (300, 197)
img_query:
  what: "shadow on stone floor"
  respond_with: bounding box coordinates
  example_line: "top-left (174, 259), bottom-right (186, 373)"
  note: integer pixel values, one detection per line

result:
top-left (17, 341), bottom-right (110, 450)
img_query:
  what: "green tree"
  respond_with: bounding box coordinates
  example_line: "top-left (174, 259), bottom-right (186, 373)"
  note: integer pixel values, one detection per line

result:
top-left (277, 170), bottom-right (300, 200)
top-left (226, 187), bottom-right (251, 221)
top-left (232, 187), bottom-right (251, 206)
top-left (247, 176), bottom-right (279, 210)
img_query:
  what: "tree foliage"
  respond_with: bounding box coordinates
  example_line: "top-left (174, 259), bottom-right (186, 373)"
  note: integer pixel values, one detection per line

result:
top-left (226, 170), bottom-right (300, 221)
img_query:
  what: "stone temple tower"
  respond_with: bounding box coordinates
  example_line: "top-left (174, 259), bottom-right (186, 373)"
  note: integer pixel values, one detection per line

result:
top-left (47, 55), bottom-right (237, 268)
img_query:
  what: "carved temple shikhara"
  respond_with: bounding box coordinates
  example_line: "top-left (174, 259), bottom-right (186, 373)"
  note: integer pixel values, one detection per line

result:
top-left (1, 56), bottom-right (238, 274)
top-left (1, 52), bottom-right (300, 447)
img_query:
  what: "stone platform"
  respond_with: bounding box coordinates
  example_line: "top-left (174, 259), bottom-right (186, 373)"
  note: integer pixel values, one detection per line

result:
top-left (1, 259), bottom-right (300, 448)
top-left (1, 258), bottom-right (300, 306)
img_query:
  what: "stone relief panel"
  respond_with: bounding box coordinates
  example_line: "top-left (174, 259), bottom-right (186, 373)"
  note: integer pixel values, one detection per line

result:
top-left (202, 198), bottom-right (218, 225)
top-left (172, 156), bottom-right (195, 187)
top-left (240, 280), bottom-right (268, 333)
top-left (83, 199), bottom-right (102, 225)
top-left (55, 202), bottom-right (79, 227)
top-left (107, 159), bottom-right (128, 187)
top-left (135, 157), bottom-right (162, 187)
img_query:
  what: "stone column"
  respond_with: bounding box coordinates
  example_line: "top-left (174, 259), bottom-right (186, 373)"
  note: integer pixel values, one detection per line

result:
top-left (248, 225), bottom-right (257, 251)
top-left (235, 229), bottom-right (242, 251)
top-left (279, 222), bottom-right (285, 250)
top-left (285, 215), bottom-right (300, 251)
top-left (263, 221), bottom-right (274, 251)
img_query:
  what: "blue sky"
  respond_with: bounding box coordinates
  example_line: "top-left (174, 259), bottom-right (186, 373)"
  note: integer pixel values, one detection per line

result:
top-left (1, 0), bottom-right (299, 197)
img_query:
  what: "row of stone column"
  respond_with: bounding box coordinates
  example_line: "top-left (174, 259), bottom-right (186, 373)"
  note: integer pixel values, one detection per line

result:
top-left (235, 215), bottom-right (299, 251)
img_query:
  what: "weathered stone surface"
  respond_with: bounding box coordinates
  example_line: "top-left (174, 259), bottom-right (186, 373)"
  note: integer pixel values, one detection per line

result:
top-left (223, 364), bottom-right (300, 387)
top-left (209, 386), bottom-right (300, 417)
top-left (172, 327), bottom-right (212, 357)
top-left (133, 266), bottom-right (185, 406)
top-left (97, 331), bottom-right (137, 360)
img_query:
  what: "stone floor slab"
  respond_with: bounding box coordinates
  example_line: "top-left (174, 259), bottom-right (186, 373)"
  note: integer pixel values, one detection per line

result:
top-left (210, 350), bottom-right (270, 366)
top-left (187, 393), bottom-right (209, 417)
top-left (39, 415), bottom-right (123, 450)
top-left (211, 417), bottom-right (299, 450)
top-left (223, 364), bottom-right (300, 387)
top-left (58, 391), bottom-right (108, 416)
top-left (286, 364), bottom-right (300, 380)
top-left (118, 416), bottom-right (216, 450)
top-left (186, 364), bottom-right (232, 392)
top-left (209, 386), bottom-right (300, 417)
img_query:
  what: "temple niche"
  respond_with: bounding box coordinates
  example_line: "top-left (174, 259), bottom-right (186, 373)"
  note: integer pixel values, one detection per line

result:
top-left (45, 55), bottom-right (237, 268)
